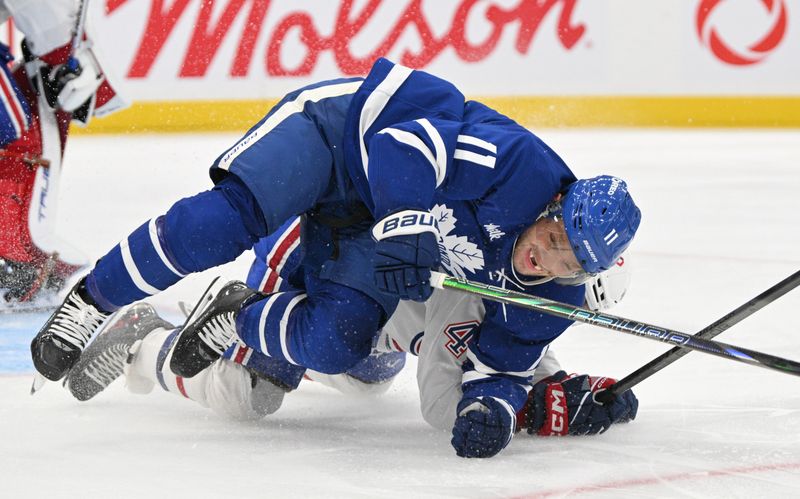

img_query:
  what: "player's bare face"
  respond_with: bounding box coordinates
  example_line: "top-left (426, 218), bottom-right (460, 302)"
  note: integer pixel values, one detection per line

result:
top-left (512, 216), bottom-right (583, 278)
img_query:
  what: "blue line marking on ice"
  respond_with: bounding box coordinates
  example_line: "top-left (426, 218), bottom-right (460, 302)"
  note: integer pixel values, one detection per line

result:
top-left (0, 313), bottom-right (48, 373)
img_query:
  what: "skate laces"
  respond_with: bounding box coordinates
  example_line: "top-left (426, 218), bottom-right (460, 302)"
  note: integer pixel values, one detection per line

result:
top-left (84, 344), bottom-right (128, 387)
top-left (197, 312), bottom-right (236, 355)
top-left (50, 289), bottom-right (109, 349)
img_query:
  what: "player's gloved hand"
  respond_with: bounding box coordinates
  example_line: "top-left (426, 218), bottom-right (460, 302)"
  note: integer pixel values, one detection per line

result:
top-left (451, 396), bottom-right (516, 458)
top-left (523, 370), bottom-right (638, 436)
top-left (24, 40), bottom-right (103, 113)
top-left (372, 209), bottom-right (440, 302)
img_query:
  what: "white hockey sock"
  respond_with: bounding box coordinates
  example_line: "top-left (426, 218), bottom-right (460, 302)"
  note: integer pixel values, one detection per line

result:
top-left (125, 325), bottom-right (230, 409)
top-left (125, 325), bottom-right (277, 419)
top-left (124, 326), bottom-right (174, 395)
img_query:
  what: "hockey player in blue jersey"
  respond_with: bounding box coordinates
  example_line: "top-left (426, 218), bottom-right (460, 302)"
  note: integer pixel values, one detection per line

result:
top-left (64, 221), bottom-right (636, 443)
top-left (31, 58), bottom-right (641, 458)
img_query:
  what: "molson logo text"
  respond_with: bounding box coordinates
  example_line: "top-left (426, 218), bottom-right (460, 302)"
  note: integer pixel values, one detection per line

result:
top-left (106, 0), bottom-right (586, 78)
top-left (696, 0), bottom-right (787, 65)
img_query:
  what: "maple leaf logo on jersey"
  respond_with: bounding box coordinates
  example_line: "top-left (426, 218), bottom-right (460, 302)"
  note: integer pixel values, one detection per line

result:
top-left (431, 204), bottom-right (484, 279)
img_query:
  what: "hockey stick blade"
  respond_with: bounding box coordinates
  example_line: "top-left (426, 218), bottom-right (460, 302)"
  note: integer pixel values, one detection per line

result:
top-left (430, 272), bottom-right (800, 379)
top-left (596, 269), bottom-right (800, 403)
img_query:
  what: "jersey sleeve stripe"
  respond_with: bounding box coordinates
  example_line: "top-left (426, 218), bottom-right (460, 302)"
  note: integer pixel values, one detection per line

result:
top-left (415, 118), bottom-right (447, 186)
top-left (457, 134), bottom-right (497, 153)
top-left (358, 64), bottom-right (414, 178)
top-left (462, 370), bottom-right (491, 383)
top-left (217, 81), bottom-right (361, 171)
top-left (0, 92), bottom-right (21, 137)
top-left (454, 149), bottom-right (496, 169)
top-left (378, 127), bottom-right (442, 183)
top-left (257, 218), bottom-right (301, 292)
top-left (0, 70), bottom-right (24, 137)
top-left (465, 347), bottom-right (545, 378)
top-left (269, 224), bottom-right (301, 273)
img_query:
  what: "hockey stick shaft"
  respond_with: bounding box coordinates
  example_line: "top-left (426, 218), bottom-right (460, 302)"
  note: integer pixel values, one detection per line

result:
top-left (67, 0), bottom-right (89, 71)
top-left (430, 272), bottom-right (800, 378)
top-left (597, 269), bottom-right (800, 401)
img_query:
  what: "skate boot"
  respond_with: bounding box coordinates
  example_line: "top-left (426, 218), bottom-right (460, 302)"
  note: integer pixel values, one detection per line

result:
top-left (66, 303), bottom-right (175, 401)
top-left (30, 278), bottom-right (112, 381)
top-left (169, 280), bottom-right (261, 378)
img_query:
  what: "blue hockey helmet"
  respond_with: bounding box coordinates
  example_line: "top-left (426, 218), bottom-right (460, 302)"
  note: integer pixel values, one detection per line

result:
top-left (561, 175), bottom-right (641, 274)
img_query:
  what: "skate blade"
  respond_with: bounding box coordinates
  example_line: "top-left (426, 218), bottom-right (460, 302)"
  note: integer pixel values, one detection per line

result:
top-left (177, 301), bottom-right (193, 319)
top-left (30, 372), bottom-right (48, 395)
top-left (183, 276), bottom-right (222, 325)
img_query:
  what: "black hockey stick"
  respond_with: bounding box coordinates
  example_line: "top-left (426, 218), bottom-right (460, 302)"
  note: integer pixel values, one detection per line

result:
top-left (429, 272), bottom-right (800, 378)
top-left (595, 269), bottom-right (800, 403)
top-left (66, 0), bottom-right (89, 72)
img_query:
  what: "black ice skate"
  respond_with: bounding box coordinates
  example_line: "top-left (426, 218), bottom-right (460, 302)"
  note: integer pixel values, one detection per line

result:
top-left (169, 280), bottom-right (261, 378)
top-left (66, 303), bottom-right (175, 401)
top-left (30, 278), bottom-right (111, 381)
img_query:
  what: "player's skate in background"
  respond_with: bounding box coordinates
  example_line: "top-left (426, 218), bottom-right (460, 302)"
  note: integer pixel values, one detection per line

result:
top-left (0, 0), bottom-right (126, 306)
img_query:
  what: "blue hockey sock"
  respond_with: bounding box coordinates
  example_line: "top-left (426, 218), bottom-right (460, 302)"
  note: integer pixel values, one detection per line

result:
top-left (86, 176), bottom-right (267, 310)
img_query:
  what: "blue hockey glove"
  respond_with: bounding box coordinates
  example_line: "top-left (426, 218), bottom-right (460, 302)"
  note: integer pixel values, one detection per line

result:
top-left (524, 370), bottom-right (638, 436)
top-left (372, 210), bottom-right (440, 302)
top-left (451, 396), bottom-right (516, 458)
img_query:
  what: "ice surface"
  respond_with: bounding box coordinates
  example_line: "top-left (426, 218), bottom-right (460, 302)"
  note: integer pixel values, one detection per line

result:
top-left (1, 130), bottom-right (799, 498)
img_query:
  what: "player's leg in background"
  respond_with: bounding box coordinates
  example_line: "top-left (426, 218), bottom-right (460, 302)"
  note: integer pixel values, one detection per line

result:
top-left (304, 298), bottom-right (429, 396)
top-left (122, 215), bottom-right (305, 420)
top-left (0, 46), bottom-right (87, 303)
top-left (234, 209), bottom-right (400, 382)
top-left (246, 216), bottom-right (407, 397)
top-left (305, 350), bottom-right (407, 396)
top-left (120, 322), bottom-right (285, 421)
top-left (236, 274), bottom-right (385, 377)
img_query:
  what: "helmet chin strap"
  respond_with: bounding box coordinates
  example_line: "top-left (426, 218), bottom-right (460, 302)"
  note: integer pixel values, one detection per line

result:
top-left (554, 273), bottom-right (594, 286)
top-left (509, 236), bottom-right (555, 287)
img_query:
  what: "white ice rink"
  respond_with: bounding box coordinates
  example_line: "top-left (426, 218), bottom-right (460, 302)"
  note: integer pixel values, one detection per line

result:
top-left (1, 129), bottom-right (799, 498)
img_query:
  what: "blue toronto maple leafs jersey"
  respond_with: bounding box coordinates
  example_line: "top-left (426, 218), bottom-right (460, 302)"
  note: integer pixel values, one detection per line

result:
top-left (340, 58), bottom-right (585, 410)
top-left (213, 57), bottom-right (586, 412)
